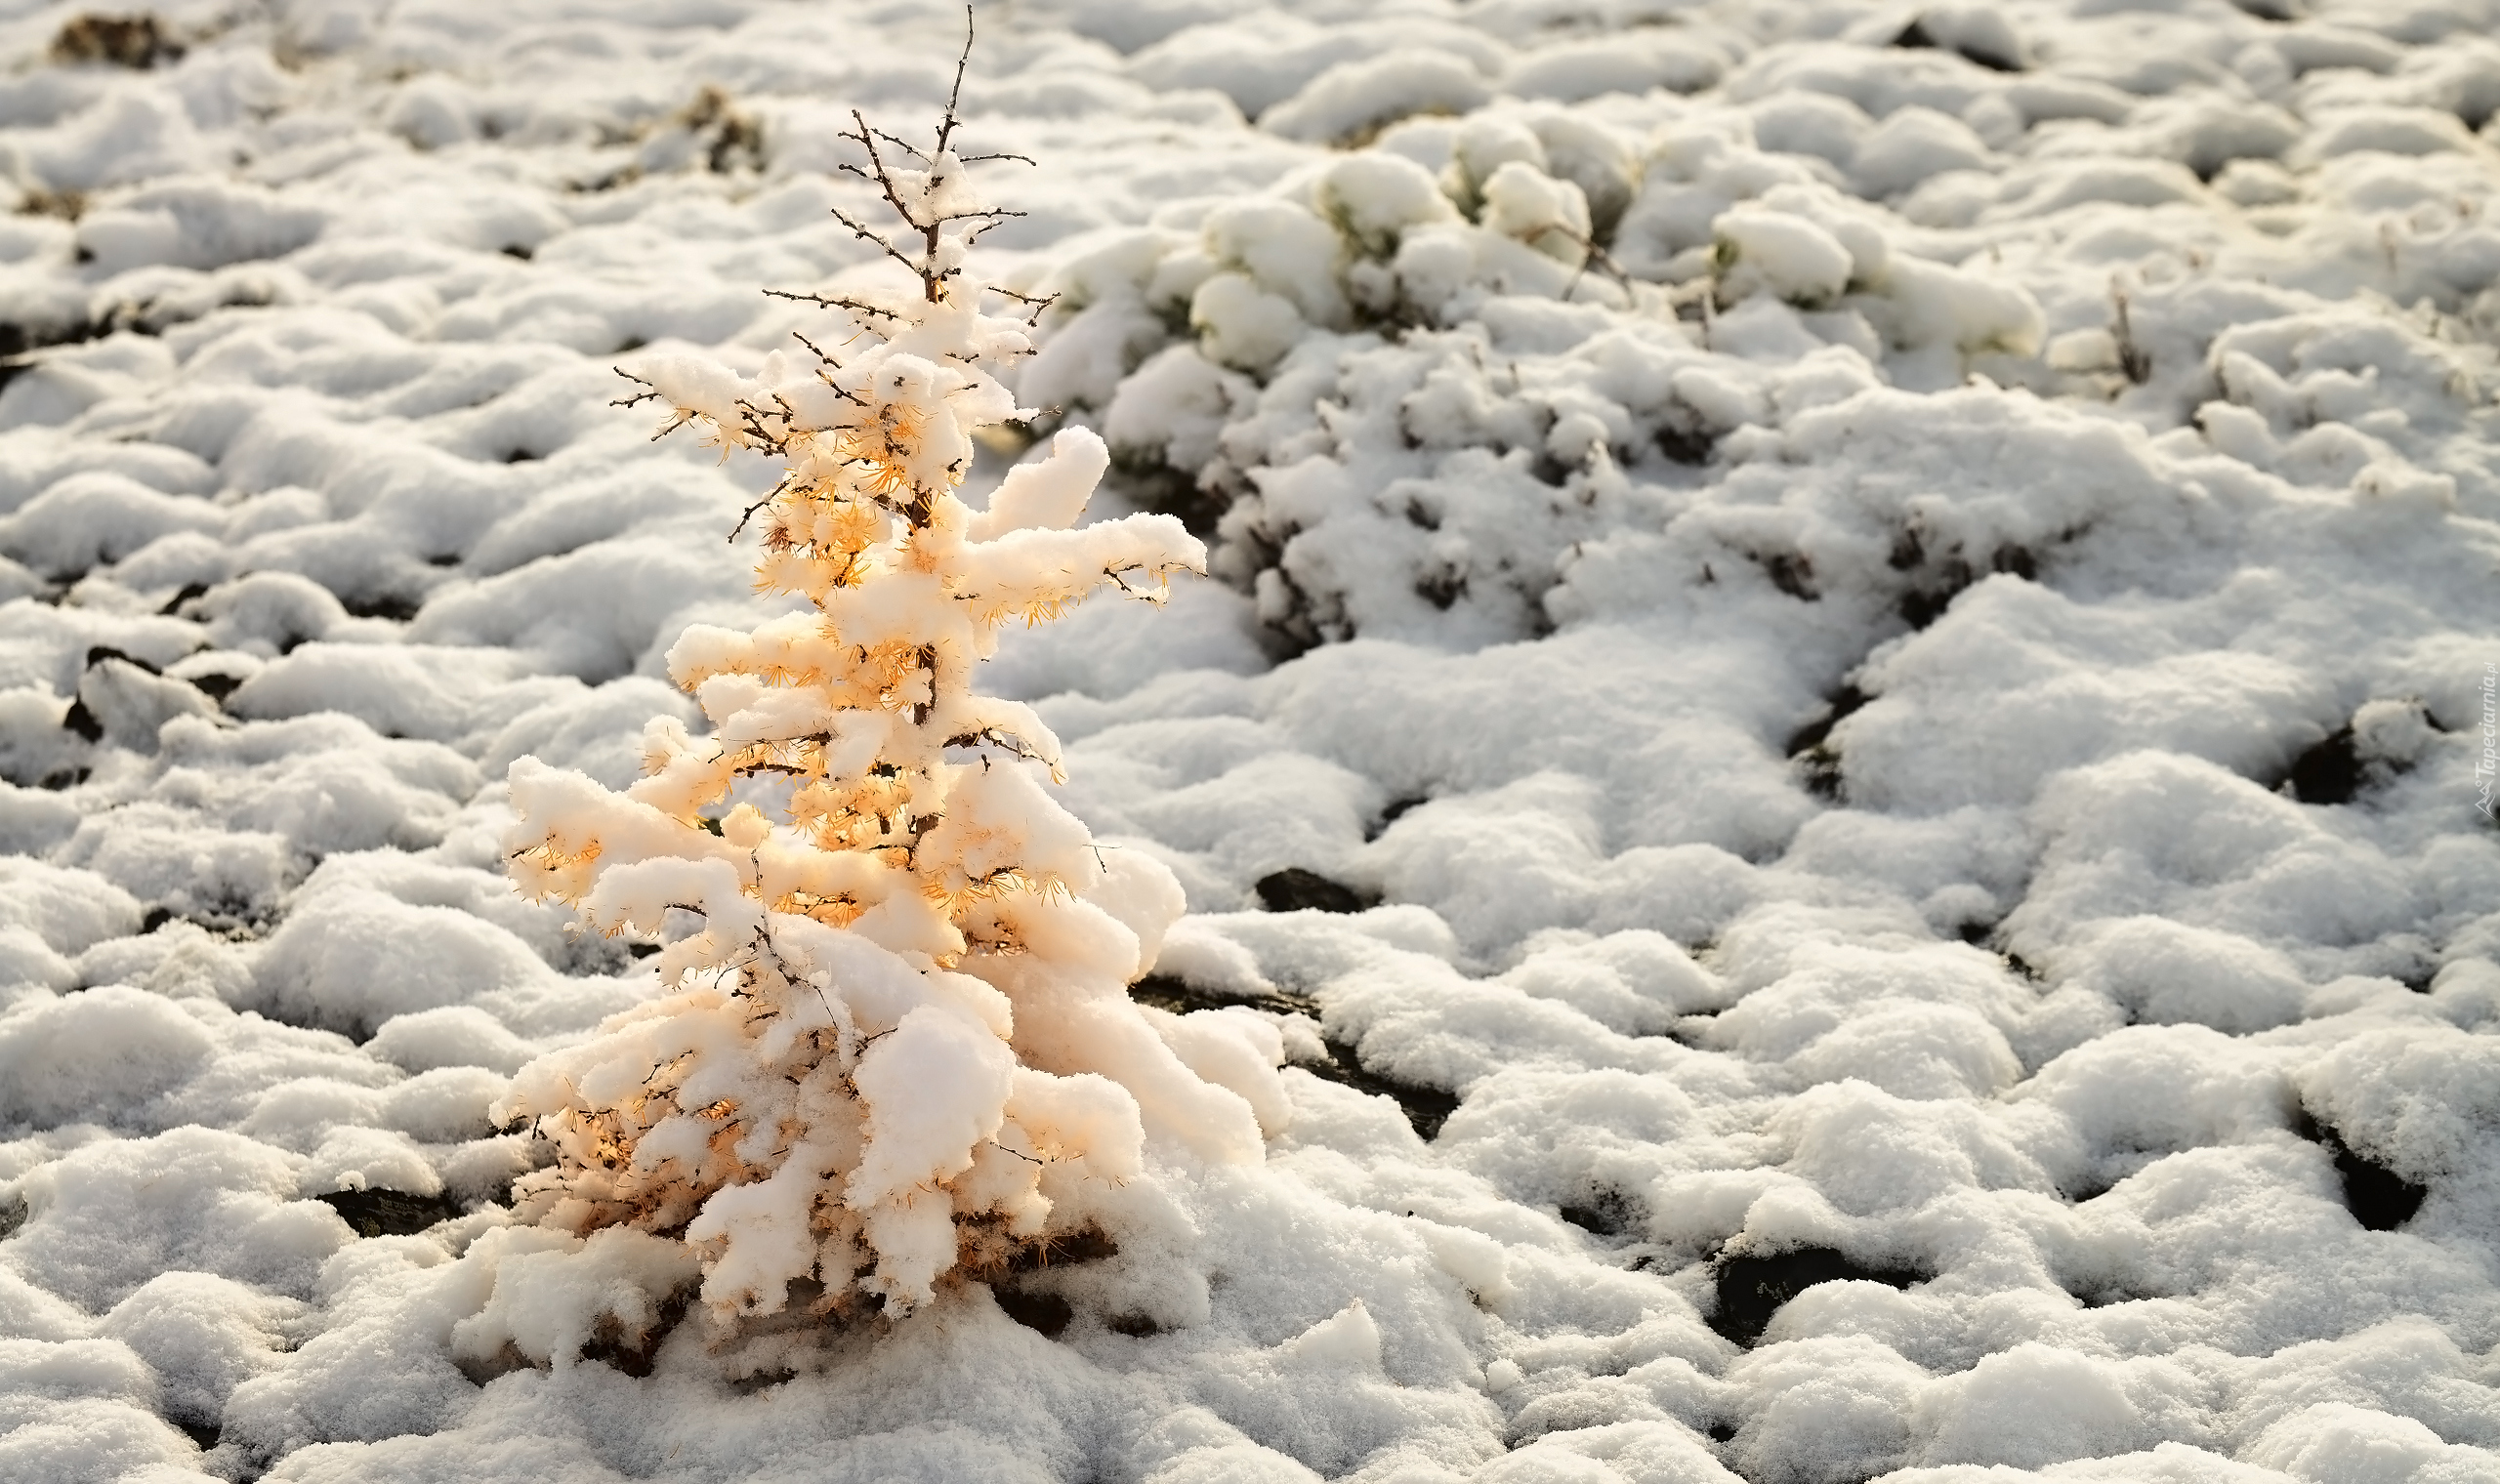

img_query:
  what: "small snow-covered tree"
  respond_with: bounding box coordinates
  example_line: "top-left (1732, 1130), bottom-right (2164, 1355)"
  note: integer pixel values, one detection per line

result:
top-left (493, 32), bottom-right (1283, 1326)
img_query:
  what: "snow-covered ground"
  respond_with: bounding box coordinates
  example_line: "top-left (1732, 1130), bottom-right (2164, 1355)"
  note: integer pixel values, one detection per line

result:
top-left (3, 0), bottom-right (2499, 1479)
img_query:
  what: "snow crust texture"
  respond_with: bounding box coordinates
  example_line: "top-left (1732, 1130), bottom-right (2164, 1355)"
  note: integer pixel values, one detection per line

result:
top-left (0, 0), bottom-right (2496, 1482)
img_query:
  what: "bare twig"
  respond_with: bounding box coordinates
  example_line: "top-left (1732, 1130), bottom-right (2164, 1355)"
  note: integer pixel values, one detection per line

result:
top-left (828, 201), bottom-right (929, 280)
top-left (864, 123), bottom-right (930, 162)
top-left (934, 5), bottom-right (974, 158)
top-left (609, 368), bottom-right (662, 409)
top-left (787, 330), bottom-right (861, 383)
top-left (767, 287), bottom-right (901, 323)
top-left (1551, 227), bottom-right (1630, 302)
top-left (729, 474), bottom-right (796, 543)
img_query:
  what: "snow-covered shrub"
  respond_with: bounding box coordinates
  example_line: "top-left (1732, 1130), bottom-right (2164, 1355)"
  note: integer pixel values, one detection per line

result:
top-left (1022, 110), bottom-right (1646, 418)
top-left (1022, 103), bottom-right (2052, 653)
top-left (491, 70), bottom-right (1285, 1327)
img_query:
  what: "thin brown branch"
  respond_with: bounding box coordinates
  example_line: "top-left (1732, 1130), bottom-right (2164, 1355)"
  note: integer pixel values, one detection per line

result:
top-left (789, 330), bottom-right (847, 366)
top-left (734, 400), bottom-right (784, 451)
top-left (865, 123), bottom-right (929, 162)
top-left (825, 205), bottom-right (925, 277)
top-left (729, 474), bottom-right (795, 543)
top-left (934, 4), bottom-right (974, 158)
top-left (843, 112), bottom-right (918, 223)
top-left (942, 725), bottom-right (1046, 763)
top-left (1552, 227), bottom-right (1630, 302)
top-left (766, 288), bottom-right (900, 328)
top-left (609, 368), bottom-right (662, 409)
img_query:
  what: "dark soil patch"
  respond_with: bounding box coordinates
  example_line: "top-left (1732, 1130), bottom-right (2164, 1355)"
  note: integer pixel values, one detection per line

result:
top-left (1709, 1246), bottom-right (1924, 1346)
top-left (1255, 867), bottom-right (1377, 914)
top-left (1558, 1186), bottom-right (1642, 1238)
top-left (2293, 1108), bottom-right (2428, 1231)
top-left (1126, 973), bottom-right (1456, 1139)
top-left (53, 14), bottom-right (183, 68)
top-left (1893, 16), bottom-right (2022, 71)
top-left (994, 1289), bottom-right (1074, 1337)
top-left (315, 1187), bottom-right (464, 1238)
top-left (1786, 682), bottom-right (1868, 802)
top-left (2279, 727), bottom-right (2361, 805)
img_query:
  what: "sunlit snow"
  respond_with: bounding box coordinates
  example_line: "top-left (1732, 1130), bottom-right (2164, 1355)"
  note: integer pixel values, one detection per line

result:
top-left (0, 1), bottom-right (2497, 1482)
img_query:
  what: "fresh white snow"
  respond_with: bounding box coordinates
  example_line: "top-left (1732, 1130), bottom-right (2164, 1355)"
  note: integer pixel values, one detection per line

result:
top-left (0, 0), bottom-right (2497, 1481)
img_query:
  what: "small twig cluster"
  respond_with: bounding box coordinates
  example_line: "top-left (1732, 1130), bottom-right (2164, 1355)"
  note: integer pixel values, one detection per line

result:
top-left (807, 18), bottom-right (1044, 308)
